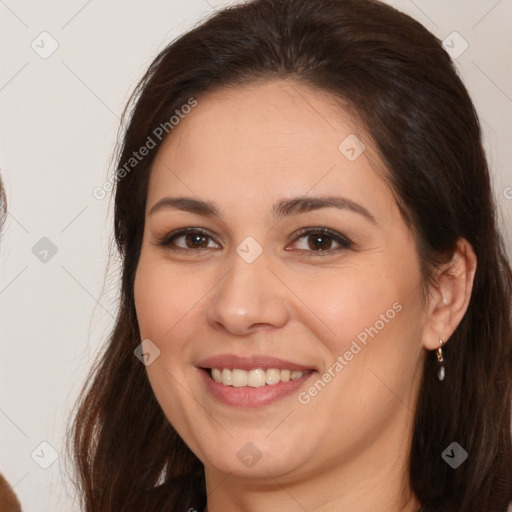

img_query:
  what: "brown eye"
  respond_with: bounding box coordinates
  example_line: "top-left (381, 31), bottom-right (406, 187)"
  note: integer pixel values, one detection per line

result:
top-left (184, 232), bottom-right (209, 248)
top-left (307, 233), bottom-right (333, 251)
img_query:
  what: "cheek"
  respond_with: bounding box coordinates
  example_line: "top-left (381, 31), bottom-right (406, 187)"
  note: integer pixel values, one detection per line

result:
top-left (290, 263), bottom-right (424, 437)
top-left (133, 256), bottom-right (207, 433)
top-left (288, 261), bottom-right (414, 349)
top-left (288, 252), bottom-right (425, 410)
top-left (134, 255), bottom-right (204, 342)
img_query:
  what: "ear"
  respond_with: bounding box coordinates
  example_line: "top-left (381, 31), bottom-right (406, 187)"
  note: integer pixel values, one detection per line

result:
top-left (422, 238), bottom-right (477, 350)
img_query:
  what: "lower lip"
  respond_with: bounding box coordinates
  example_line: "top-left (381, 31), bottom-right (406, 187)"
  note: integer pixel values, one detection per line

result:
top-left (199, 368), bottom-right (315, 408)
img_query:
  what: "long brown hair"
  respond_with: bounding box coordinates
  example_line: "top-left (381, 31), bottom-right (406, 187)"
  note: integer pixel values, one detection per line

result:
top-left (69, 0), bottom-right (512, 510)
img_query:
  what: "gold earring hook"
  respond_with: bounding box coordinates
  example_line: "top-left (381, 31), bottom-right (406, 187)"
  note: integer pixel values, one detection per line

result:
top-left (436, 339), bottom-right (444, 362)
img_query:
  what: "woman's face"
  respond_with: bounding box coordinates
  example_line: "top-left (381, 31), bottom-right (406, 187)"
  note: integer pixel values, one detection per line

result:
top-left (134, 80), bottom-right (429, 484)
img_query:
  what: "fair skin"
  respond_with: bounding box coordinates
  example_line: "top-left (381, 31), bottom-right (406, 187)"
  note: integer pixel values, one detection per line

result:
top-left (134, 80), bottom-right (476, 512)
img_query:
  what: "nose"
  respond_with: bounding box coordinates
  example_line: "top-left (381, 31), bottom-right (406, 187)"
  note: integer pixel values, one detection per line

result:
top-left (206, 250), bottom-right (290, 336)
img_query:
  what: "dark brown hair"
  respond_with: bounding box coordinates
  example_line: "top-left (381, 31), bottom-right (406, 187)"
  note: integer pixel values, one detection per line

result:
top-left (69, 0), bottom-right (512, 510)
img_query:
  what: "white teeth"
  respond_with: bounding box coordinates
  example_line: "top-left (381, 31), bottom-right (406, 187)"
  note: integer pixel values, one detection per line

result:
top-left (232, 369), bottom-right (248, 387)
top-left (266, 368), bottom-right (281, 385)
top-left (221, 368), bottom-right (232, 386)
top-left (247, 369), bottom-right (266, 387)
top-left (210, 367), bottom-right (306, 387)
top-left (280, 369), bottom-right (291, 382)
top-left (211, 368), bottom-right (222, 383)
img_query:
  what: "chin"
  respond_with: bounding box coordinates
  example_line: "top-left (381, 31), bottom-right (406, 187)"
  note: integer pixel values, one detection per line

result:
top-left (197, 435), bottom-right (313, 480)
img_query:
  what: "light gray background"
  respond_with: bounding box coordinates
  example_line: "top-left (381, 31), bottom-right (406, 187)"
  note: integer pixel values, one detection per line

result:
top-left (1, 1), bottom-right (511, 510)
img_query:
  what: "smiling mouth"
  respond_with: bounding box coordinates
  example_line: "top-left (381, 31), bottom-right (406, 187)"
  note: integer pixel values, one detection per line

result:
top-left (207, 367), bottom-right (312, 387)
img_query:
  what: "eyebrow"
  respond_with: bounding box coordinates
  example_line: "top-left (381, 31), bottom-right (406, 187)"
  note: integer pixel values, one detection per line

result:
top-left (149, 195), bottom-right (376, 224)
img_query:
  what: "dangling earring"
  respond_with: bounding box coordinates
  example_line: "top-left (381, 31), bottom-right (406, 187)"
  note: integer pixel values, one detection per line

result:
top-left (436, 339), bottom-right (445, 381)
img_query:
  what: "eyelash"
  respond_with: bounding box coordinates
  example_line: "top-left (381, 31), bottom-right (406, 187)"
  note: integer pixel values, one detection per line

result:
top-left (156, 227), bottom-right (353, 257)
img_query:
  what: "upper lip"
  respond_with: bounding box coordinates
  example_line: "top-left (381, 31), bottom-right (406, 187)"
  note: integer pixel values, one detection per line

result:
top-left (196, 354), bottom-right (315, 372)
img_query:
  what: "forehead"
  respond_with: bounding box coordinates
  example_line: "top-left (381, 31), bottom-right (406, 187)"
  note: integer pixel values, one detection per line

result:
top-left (147, 80), bottom-right (394, 217)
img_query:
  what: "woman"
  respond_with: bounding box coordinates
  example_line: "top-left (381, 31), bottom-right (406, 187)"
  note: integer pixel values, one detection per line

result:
top-left (69, 0), bottom-right (512, 510)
